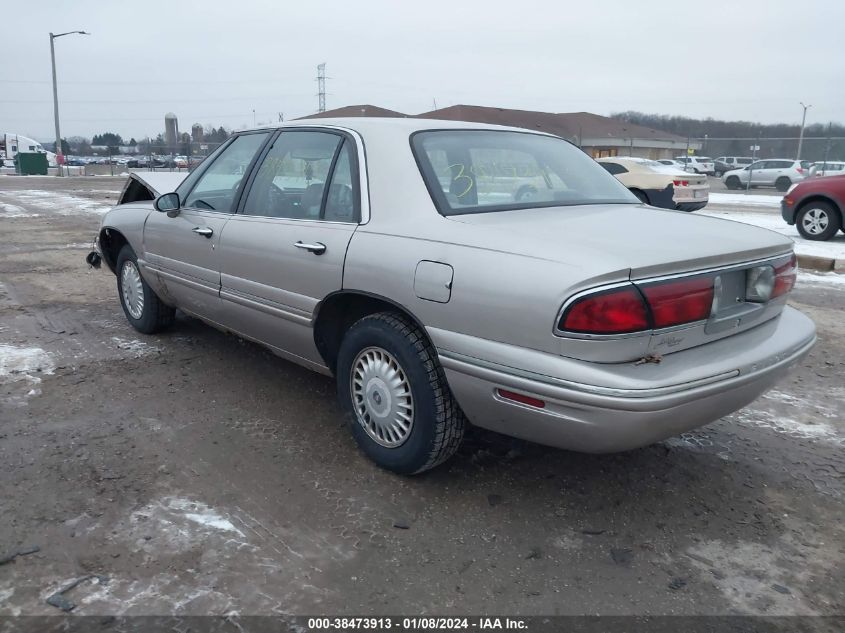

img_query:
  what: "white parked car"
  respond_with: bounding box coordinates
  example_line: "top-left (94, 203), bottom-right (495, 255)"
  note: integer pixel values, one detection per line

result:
top-left (656, 159), bottom-right (687, 169)
top-left (597, 157), bottom-right (709, 211)
top-left (810, 161), bottom-right (845, 178)
top-left (674, 156), bottom-right (715, 175)
top-left (722, 159), bottom-right (811, 191)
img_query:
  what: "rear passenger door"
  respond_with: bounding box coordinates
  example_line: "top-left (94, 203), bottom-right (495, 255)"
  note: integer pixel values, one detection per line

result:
top-left (216, 129), bottom-right (362, 367)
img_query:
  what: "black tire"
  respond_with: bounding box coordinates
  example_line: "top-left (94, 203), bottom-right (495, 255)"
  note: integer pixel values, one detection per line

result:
top-left (775, 177), bottom-right (792, 192)
top-left (725, 176), bottom-right (741, 190)
top-left (115, 245), bottom-right (175, 334)
top-left (795, 201), bottom-right (842, 241)
top-left (715, 170), bottom-right (723, 178)
top-left (631, 189), bottom-right (649, 204)
top-left (336, 312), bottom-right (466, 474)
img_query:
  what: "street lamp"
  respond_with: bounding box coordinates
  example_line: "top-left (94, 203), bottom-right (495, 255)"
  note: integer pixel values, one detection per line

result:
top-left (796, 101), bottom-right (812, 161)
top-left (50, 30), bottom-right (89, 176)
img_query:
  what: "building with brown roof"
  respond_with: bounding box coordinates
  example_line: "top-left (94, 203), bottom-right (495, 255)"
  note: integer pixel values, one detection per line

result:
top-left (299, 104), bottom-right (407, 119)
top-left (301, 103), bottom-right (699, 159)
top-left (417, 105), bottom-right (699, 160)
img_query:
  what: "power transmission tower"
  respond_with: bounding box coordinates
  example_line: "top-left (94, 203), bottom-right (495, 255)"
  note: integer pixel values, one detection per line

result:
top-left (317, 63), bottom-right (327, 113)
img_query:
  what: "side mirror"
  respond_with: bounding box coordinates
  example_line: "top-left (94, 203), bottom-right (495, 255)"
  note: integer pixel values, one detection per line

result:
top-left (155, 192), bottom-right (180, 217)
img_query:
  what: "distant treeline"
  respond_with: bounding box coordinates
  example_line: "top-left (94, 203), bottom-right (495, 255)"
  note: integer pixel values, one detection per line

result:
top-left (612, 111), bottom-right (844, 161)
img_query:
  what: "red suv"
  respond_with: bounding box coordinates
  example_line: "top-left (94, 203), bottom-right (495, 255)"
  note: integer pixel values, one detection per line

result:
top-left (782, 174), bottom-right (845, 240)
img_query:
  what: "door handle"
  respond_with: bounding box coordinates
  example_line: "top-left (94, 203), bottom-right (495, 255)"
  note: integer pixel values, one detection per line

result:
top-left (192, 226), bottom-right (213, 238)
top-left (294, 241), bottom-right (326, 255)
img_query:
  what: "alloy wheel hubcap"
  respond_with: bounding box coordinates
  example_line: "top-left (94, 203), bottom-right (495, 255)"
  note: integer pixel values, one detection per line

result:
top-left (802, 208), bottom-right (829, 235)
top-left (120, 260), bottom-right (145, 319)
top-left (351, 347), bottom-right (414, 448)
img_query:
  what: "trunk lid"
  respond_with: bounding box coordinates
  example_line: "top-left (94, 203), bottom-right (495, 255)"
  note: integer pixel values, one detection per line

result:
top-left (447, 203), bottom-right (792, 280)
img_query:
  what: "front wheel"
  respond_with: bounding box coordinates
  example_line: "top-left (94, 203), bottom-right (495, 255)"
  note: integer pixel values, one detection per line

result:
top-left (116, 245), bottom-right (175, 334)
top-left (725, 176), bottom-right (741, 190)
top-left (715, 170), bottom-right (723, 178)
top-left (796, 202), bottom-right (841, 241)
top-left (776, 177), bottom-right (792, 192)
top-left (336, 312), bottom-right (466, 474)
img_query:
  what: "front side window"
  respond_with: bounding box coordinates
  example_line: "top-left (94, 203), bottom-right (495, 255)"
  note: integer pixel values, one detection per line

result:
top-left (413, 130), bottom-right (635, 215)
top-left (241, 131), bottom-right (358, 221)
top-left (183, 132), bottom-right (270, 213)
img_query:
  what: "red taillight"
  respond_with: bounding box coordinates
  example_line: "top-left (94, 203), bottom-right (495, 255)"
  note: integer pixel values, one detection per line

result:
top-left (797, 167), bottom-right (804, 174)
top-left (560, 286), bottom-right (649, 334)
top-left (672, 180), bottom-right (690, 187)
top-left (496, 389), bottom-right (545, 409)
top-left (640, 277), bottom-right (714, 329)
top-left (772, 254), bottom-right (797, 298)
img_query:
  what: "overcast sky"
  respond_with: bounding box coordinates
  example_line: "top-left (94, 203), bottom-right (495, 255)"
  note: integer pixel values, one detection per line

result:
top-left (3, 0), bottom-right (844, 141)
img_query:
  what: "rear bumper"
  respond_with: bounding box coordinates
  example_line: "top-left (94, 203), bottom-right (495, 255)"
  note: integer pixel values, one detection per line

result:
top-left (435, 307), bottom-right (815, 453)
top-left (676, 201), bottom-right (708, 212)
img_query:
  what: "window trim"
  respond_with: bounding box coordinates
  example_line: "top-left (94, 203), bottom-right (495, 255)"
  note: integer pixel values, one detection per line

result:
top-left (234, 127), bottom-right (362, 224)
top-left (178, 130), bottom-right (274, 215)
top-left (409, 128), bottom-right (634, 217)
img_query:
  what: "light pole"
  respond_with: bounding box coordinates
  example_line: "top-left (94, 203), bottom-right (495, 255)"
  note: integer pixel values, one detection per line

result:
top-left (796, 101), bottom-right (812, 161)
top-left (50, 30), bottom-right (89, 176)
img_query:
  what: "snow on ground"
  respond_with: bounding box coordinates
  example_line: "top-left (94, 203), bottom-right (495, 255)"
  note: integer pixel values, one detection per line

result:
top-left (708, 192), bottom-right (781, 208)
top-left (700, 208), bottom-right (845, 260)
top-left (0, 345), bottom-right (54, 380)
top-left (799, 271), bottom-right (845, 286)
top-left (0, 189), bottom-right (110, 215)
top-left (0, 201), bottom-right (38, 218)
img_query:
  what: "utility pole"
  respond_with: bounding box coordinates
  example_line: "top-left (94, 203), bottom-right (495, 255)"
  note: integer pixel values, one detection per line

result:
top-left (796, 102), bottom-right (811, 160)
top-left (317, 63), bottom-right (326, 113)
top-left (50, 30), bottom-right (89, 176)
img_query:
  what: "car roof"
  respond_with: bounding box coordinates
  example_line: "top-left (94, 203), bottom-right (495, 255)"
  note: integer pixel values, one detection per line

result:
top-left (239, 117), bottom-right (558, 138)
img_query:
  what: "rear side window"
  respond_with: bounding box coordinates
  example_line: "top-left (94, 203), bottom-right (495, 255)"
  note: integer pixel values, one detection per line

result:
top-left (412, 130), bottom-right (635, 215)
top-left (600, 162), bottom-right (628, 175)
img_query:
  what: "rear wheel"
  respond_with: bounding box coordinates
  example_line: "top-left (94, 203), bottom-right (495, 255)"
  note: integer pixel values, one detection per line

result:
top-left (776, 177), bottom-right (792, 192)
top-left (796, 202), bottom-right (841, 241)
top-left (115, 245), bottom-right (175, 334)
top-left (336, 312), bottom-right (466, 474)
top-left (715, 170), bottom-right (723, 177)
top-left (725, 176), bottom-right (741, 190)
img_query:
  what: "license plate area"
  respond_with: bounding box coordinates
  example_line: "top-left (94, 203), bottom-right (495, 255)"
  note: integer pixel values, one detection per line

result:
top-left (706, 269), bottom-right (764, 334)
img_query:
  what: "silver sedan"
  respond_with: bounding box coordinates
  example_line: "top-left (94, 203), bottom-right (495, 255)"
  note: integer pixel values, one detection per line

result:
top-left (92, 118), bottom-right (816, 474)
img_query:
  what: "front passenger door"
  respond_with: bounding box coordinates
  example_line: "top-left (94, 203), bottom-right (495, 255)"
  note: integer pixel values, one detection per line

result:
top-left (143, 131), bottom-right (271, 319)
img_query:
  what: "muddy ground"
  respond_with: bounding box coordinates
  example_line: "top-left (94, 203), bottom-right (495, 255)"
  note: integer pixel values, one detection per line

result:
top-left (0, 177), bottom-right (843, 619)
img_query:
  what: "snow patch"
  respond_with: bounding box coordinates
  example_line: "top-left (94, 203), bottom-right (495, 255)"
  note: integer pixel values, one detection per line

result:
top-left (0, 189), bottom-right (110, 216)
top-left (708, 193), bottom-right (781, 208)
top-left (111, 337), bottom-right (161, 357)
top-left (731, 408), bottom-right (840, 442)
top-left (0, 202), bottom-right (38, 217)
top-left (167, 498), bottom-right (245, 536)
top-left (0, 345), bottom-right (54, 380)
top-left (798, 271), bottom-right (845, 287)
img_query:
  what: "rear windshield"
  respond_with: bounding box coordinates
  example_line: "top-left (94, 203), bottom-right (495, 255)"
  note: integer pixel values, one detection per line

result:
top-left (412, 130), bottom-right (635, 215)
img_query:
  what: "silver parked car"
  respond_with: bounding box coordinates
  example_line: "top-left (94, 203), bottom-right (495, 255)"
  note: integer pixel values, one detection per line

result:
top-left (723, 159), bottom-right (811, 191)
top-left (91, 118), bottom-right (816, 474)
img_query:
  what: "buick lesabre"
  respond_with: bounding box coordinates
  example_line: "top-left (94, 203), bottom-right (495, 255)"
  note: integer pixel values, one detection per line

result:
top-left (91, 118), bottom-right (816, 473)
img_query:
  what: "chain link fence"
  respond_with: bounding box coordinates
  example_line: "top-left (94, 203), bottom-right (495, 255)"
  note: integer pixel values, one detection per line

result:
top-left (695, 136), bottom-right (845, 163)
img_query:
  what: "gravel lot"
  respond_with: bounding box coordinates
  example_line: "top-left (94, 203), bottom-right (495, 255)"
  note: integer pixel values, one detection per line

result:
top-left (0, 177), bottom-right (843, 619)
